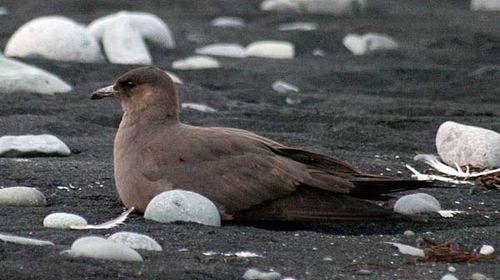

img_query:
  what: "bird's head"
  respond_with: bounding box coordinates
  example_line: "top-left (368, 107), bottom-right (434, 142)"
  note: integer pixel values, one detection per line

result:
top-left (91, 66), bottom-right (179, 117)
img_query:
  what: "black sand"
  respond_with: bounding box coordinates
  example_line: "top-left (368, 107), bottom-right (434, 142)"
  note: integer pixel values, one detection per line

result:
top-left (0, 0), bottom-right (498, 279)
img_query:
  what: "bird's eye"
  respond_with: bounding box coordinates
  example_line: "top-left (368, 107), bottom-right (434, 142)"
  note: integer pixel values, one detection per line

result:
top-left (125, 81), bottom-right (136, 88)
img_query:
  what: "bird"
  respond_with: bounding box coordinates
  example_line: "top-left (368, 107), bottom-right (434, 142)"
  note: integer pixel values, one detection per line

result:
top-left (91, 66), bottom-right (430, 222)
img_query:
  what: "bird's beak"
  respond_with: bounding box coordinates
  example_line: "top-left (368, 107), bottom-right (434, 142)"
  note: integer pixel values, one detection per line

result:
top-left (91, 85), bottom-right (118, 100)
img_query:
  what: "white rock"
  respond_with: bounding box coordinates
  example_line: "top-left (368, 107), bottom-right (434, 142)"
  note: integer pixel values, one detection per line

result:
top-left (448, 266), bottom-right (456, 273)
top-left (343, 33), bottom-right (399, 55)
top-left (260, 0), bottom-right (301, 13)
top-left (245, 41), bottom-right (295, 59)
top-left (385, 242), bottom-right (425, 257)
top-left (479, 245), bottom-right (494, 255)
top-left (0, 233), bottom-right (54, 246)
top-left (88, 11), bottom-right (175, 49)
top-left (144, 190), bottom-right (221, 227)
top-left (0, 134), bottom-right (71, 157)
top-left (243, 268), bottom-right (281, 280)
top-left (0, 7), bottom-right (8, 16)
top-left (393, 193), bottom-right (441, 215)
top-left (279, 22), bottom-right (318, 31)
top-left (272, 80), bottom-right (299, 93)
top-left (108, 231), bottom-right (162, 251)
top-left (436, 121), bottom-right (500, 167)
top-left (102, 18), bottom-right (152, 65)
top-left (211, 17), bottom-right (245, 28)
top-left (471, 272), bottom-right (488, 280)
top-left (441, 274), bottom-right (458, 280)
top-left (195, 43), bottom-right (246, 58)
top-left (285, 96), bottom-right (302, 105)
top-left (403, 230), bottom-right (415, 236)
top-left (165, 71), bottom-right (183, 84)
top-left (261, 0), bottom-right (366, 15)
top-left (172, 56), bottom-right (220, 70)
top-left (471, 0), bottom-right (500, 11)
top-left (5, 16), bottom-right (103, 63)
top-left (182, 103), bottom-right (218, 113)
top-left (313, 48), bottom-right (326, 56)
top-left (296, 0), bottom-right (367, 15)
top-left (43, 213), bottom-right (88, 229)
top-left (0, 186), bottom-right (46, 206)
top-left (0, 55), bottom-right (72, 95)
top-left (63, 236), bottom-right (143, 262)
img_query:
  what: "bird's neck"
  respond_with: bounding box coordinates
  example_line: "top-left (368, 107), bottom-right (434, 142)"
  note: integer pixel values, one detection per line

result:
top-left (121, 103), bottom-right (180, 128)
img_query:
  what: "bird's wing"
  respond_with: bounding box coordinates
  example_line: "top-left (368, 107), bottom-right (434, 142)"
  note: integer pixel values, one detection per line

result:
top-left (138, 125), bottom-right (354, 216)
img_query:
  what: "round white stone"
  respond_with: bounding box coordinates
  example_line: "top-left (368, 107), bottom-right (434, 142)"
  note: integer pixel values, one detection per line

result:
top-left (278, 22), bottom-right (318, 31)
top-left (441, 274), bottom-right (458, 280)
top-left (403, 230), bottom-right (415, 236)
top-left (0, 186), bottom-right (46, 207)
top-left (172, 56), bottom-right (220, 70)
top-left (195, 43), bottom-right (246, 58)
top-left (0, 56), bottom-right (72, 95)
top-left (0, 134), bottom-right (71, 157)
top-left (181, 103), bottom-right (218, 113)
top-left (211, 17), bottom-right (245, 28)
top-left (296, 0), bottom-right (366, 15)
top-left (43, 213), bottom-right (88, 229)
top-left (102, 18), bottom-right (152, 65)
top-left (88, 11), bottom-right (175, 49)
top-left (260, 0), bottom-right (301, 12)
top-left (245, 41), bottom-right (295, 59)
top-left (436, 121), bottom-right (500, 167)
top-left (343, 33), bottom-right (398, 55)
top-left (243, 268), bottom-right (281, 280)
top-left (272, 80), bottom-right (299, 93)
top-left (393, 193), bottom-right (441, 216)
top-left (0, 233), bottom-right (54, 246)
top-left (479, 245), bottom-right (494, 255)
top-left (144, 190), bottom-right (221, 227)
top-left (5, 16), bottom-right (103, 63)
top-left (471, 0), bottom-right (500, 11)
top-left (108, 231), bottom-right (162, 251)
top-left (64, 236), bottom-right (143, 262)
top-left (471, 273), bottom-right (488, 280)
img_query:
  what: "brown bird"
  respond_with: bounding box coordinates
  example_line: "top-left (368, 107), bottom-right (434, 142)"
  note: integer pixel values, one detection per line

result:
top-left (92, 66), bottom-right (428, 222)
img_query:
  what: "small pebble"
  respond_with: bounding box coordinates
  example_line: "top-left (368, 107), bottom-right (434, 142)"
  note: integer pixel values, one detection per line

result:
top-left (243, 268), bottom-right (281, 280)
top-left (108, 231), bottom-right (162, 251)
top-left (195, 43), bottom-right (246, 58)
top-left (393, 193), bottom-right (441, 215)
top-left (245, 40), bottom-right (294, 59)
top-left (0, 233), bottom-right (54, 246)
top-left (0, 186), bottom-right (46, 206)
top-left (441, 273), bottom-right (458, 280)
top-left (448, 266), bottom-right (456, 273)
top-left (0, 134), bottom-right (71, 157)
top-left (62, 236), bottom-right (143, 262)
top-left (343, 33), bottom-right (398, 55)
top-left (272, 80), bottom-right (299, 94)
top-left (479, 245), bottom-right (494, 255)
top-left (144, 190), bottom-right (221, 226)
top-left (181, 103), bottom-right (217, 113)
top-left (278, 22), bottom-right (318, 31)
top-left (172, 56), bottom-right (220, 70)
top-left (211, 17), bottom-right (245, 28)
top-left (471, 272), bottom-right (488, 280)
top-left (403, 230), bottom-right (415, 236)
top-left (43, 213), bottom-right (88, 229)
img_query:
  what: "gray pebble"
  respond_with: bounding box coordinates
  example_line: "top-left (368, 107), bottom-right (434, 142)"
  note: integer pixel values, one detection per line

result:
top-left (108, 231), bottom-right (162, 251)
top-left (0, 233), bottom-right (54, 246)
top-left (356, 269), bottom-right (372, 275)
top-left (441, 274), bottom-right (458, 280)
top-left (394, 193), bottom-right (441, 215)
top-left (62, 236), bottom-right (142, 262)
top-left (243, 268), bottom-right (281, 280)
top-left (471, 272), bottom-right (488, 280)
top-left (144, 190), bottom-right (221, 227)
top-left (43, 213), bottom-right (88, 229)
top-left (403, 230), bottom-right (415, 236)
top-left (0, 186), bottom-right (46, 206)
